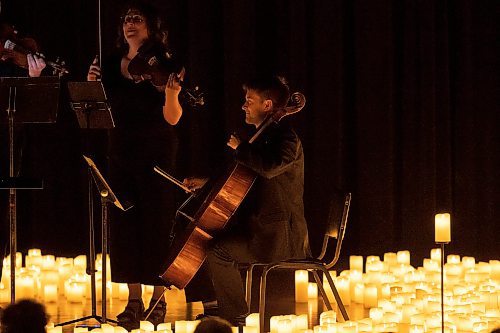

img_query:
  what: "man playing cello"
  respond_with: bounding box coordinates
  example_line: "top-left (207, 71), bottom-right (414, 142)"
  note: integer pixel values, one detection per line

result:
top-left (184, 75), bottom-right (309, 325)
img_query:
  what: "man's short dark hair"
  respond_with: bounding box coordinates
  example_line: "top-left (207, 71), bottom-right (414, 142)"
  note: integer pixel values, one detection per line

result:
top-left (243, 75), bottom-right (290, 109)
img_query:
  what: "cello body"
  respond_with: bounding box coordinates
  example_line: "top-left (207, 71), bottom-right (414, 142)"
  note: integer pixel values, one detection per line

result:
top-left (160, 163), bottom-right (256, 288)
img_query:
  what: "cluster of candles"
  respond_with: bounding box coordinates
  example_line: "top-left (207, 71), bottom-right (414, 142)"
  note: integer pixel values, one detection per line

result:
top-left (0, 248), bottom-right (498, 333)
top-left (293, 250), bottom-right (499, 333)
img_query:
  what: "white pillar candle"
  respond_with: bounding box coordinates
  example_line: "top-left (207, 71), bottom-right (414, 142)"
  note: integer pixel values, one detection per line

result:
top-left (66, 282), bottom-right (85, 303)
top-left (245, 313), bottom-right (259, 332)
top-left (369, 307), bottom-right (383, 324)
top-left (335, 276), bottom-right (350, 305)
top-left (365, 256), bottom-right (380, 270)
top-left (349, 270), bottom-right (362, 299)
top-left (100, 324), bottom-right (114, 333)
top-left (447, 254), bottom-right (460, 264)
top-left (243, 327), bottom-right (258, 333)
top-left (295, 314), bottom-right (308, 330)
top-left (175, 320), bottom-right (188, 333)
top-left (430, 248), bottom-right (442, 261)
top-left (44, 284), bottom-right (58, 303)
top-left (462, 256), bottom-right (476, 269)
top-left (397, 251), bottom-right (410, 265)
top-left (319, 310), bottom-right (336, 325)
top-left (408, 324), bottom-right (425, 333)
top-left (28, 248), bottom-right (42, 256)
top-left (73, 255), bottom-right (87, 272)
top-left (42, 255), bottom-right (56, 270)
top-left (16, 274), bottom-right (35, 299)
top-left (349, 256), bottom-right (363, 272)
top-left (73, 328), bottom-right (89, 332)
top-left (277, 319), bottom-right (292, 333)
top-left (308, 282), bottom-right (318, 299)
top-left (363, 283), bottom-right (378, 308)
top-left (490, 260), bottom-right (500, 280)
top-left (295, 270), bottom-right (309, 303)
top-left (435, 213), bottom-right (451, 243)
top-left (140, 321), bottom-right (155, 331)
top-left (338, 321), bottom-right (357, 333)
top-left (157, 323), bottom-right (172, 331)
top-left (383, 252), bottom-right (397, 266)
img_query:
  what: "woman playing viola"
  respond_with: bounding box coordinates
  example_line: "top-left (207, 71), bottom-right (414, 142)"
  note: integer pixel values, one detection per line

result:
top-left (86, 1), bottom-right (183, 329)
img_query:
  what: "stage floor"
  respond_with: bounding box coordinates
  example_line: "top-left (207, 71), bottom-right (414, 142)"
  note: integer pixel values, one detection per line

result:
top-left (1, 287), bottom-right (367, 332)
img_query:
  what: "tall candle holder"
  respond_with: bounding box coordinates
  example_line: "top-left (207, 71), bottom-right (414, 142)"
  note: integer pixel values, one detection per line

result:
top-left (435, 213), bottom-right (451, 333)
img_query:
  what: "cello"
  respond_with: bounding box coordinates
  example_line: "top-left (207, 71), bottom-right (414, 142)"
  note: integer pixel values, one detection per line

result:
top-left (158, 92), bottom-right (306, 289)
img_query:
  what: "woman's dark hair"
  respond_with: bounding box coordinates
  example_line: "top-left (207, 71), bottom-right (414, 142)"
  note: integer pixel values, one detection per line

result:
top-left (0, 299), bottom-right (48, 333)
top-left (116, 0), bottom-right (168, 52)
top-left (243, 75), bottom-right (291, 109)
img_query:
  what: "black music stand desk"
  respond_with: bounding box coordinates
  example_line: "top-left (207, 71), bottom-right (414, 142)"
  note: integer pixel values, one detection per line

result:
top-left (0, 76), bottom-right (59, 303)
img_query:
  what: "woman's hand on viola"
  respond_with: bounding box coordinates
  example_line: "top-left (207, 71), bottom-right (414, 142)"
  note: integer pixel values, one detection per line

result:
top-left (27, 54), bottom-right (46, 77)
top-left (165, 66), bottom-right (185, 96)
top-left (87, 56), bottom-right (101, 81)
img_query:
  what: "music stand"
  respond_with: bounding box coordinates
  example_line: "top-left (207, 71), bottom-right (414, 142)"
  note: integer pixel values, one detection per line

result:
top-left (0, 76), bottom-right (59, 304)
top-left (57, 82), bottom-right (115, 327)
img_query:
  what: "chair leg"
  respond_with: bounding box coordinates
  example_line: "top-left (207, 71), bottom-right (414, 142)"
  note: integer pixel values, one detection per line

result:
top-left (245, 264), bottom-right (256, 311)
top-left (311, 270), bottom-right (333, 311)
top-left (259, 267), bottom-right (270, 333)
top-left (320, 267), bottom-right (349, 321)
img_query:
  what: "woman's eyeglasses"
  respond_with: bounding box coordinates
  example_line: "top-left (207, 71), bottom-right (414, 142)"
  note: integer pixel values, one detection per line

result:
top-left (122, 14), bottom-right (145, 24)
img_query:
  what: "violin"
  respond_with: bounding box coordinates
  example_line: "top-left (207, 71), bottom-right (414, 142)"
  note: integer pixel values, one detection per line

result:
top-left (127, 40), bottom-right (204, 107)
top-left (0, 22), bottom-right (68, 75)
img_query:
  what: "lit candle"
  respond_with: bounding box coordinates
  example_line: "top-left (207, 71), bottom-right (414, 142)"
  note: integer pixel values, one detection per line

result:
top-left (44, 284), bottom-right (58, 303)
top-left (349, 270), bottom-right (362, 299)
top-left (66, 282), bottom-right (85, 303)
top-left (369, 307), bottom-right (383, 325)
top-left (157, 323), bottom-right (172, 331)
top-left (363, 283), bottom-right (378, 308)
top-left (175, 320), bottom-right (188, 333)
top-left (383, 252), bottom-right (398, 266)
top-left (430, 248), bottom-right (442, 261)
top-left (100, 324), bottom-right (114, 333)
top-left (462, 256), bottom-right (476, 269)
top-left (16, 274), bottom-right (35, 299)
top-left (353, 283), bottom-right (364, 303)
top-left (319, 310), bottom-right (336, 325)
top-left (140, 321), bottom-right (155, 331)
top-left (397, 251), bottom-right (411, 265)
top-left (408, 324), bottom-right (425, 333)
top-left (295, 270), bottom-right (309, 303)
top-left (435, 213), bottom-right (451, 243)
top-left (335, 276), bottom-right (350, 305)
top-left (349, 256), bottom-right (363, 272)
top-left (73, 255), bottom-right (87, 272)
top-left (447, 254), bottom-right (460, 264)
top-left (277, 318), bottom-right (292, 333)
top-left (308, 282), bottom-right (318, 299)
top-left (245, 313), bottom-right (259, 332)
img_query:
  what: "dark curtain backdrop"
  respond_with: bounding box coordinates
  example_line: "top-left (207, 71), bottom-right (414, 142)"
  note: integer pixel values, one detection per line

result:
top-left (1, 0), bottom-right (498, 268)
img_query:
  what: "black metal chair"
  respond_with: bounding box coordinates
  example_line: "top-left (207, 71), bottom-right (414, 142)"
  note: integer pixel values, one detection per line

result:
top-left (244, 191), bottom-right (352, 332)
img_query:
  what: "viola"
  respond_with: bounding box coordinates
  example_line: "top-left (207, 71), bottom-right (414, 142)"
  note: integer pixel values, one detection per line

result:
top-left (0, 23), bottom-right (68, 75)
top-left (127, 41), bottom-right (204, 107)
top-left (159, 92), bottom-right (306, 289)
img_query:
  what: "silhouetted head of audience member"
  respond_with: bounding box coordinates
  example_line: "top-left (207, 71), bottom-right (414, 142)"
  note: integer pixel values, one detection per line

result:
top-left (194, 317), bottom-right (233, 333)
top-left (0, 299), bottom-right (48, 333)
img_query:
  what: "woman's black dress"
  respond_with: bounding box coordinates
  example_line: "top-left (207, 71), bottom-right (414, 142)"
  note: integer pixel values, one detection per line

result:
top-left (102, 54), bottom-right (178, 286)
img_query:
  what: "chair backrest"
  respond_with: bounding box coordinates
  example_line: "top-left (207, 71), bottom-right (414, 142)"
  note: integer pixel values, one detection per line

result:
top-left (316, 191), bottom-right (351, 269)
